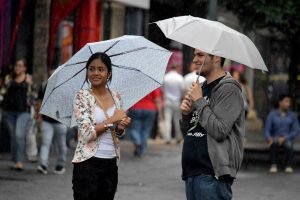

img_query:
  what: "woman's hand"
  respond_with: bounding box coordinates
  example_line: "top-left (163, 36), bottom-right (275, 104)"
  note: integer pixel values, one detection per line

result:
top-left (116, 116), bottom-right (131, 132)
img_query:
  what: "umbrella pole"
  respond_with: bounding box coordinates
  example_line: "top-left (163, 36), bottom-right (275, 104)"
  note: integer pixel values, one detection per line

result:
top-left (196, 55), bottom-right (207, 83)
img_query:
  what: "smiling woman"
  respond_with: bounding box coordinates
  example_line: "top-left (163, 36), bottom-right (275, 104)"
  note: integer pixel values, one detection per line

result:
top-left (72, 52), bottom-right (131, 200)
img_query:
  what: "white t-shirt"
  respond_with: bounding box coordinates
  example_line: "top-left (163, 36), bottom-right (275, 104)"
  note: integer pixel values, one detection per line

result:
top-left (183, 71), bottom-right (206, 92)
top-left (163, 70), bottom-right (184, 103)
top-left (94, 105), bottom-right (116, 159)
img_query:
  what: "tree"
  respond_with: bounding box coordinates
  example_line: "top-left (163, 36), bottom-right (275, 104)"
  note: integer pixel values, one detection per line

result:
top-left (222, 0), bottom-right (300, 109)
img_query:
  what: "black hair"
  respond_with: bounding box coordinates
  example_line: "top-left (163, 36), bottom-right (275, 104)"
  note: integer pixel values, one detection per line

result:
top-left (279, 94), bottom-right (291, 102)
top-left (220, 57), bottom-right (225, 67)
top-left (85, 52), bottom-right (112, 84)
top-left (208, 54), bottom-right (225, 67)
top-left (12, 58), bottom-right (27, 79)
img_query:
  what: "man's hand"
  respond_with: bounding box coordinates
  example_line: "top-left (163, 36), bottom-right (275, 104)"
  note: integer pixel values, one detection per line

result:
top-left (181, 95), bottom-right (193, 115)
top-left (268, 138), bottom-right (273, 147)
top-left (278, 136), bottom-right (286, 145)
top-left (187, 82), bottom-right (203, 102)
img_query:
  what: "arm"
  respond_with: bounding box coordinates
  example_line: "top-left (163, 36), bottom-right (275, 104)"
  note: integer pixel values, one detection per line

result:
top-left (195, 84), bottom-right (244, 141)
top-left (264, 112), bottom-right (273, 141)
top-left (245, 84), bottom-right (254, 110)
top-left (286, 113), bottom-right (300, 140)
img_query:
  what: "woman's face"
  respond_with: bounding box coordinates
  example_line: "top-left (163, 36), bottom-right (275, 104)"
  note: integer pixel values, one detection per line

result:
top-left (87, 58), bottom-right (111, 87)
top-left (14, 60), bottom-right (26, 75)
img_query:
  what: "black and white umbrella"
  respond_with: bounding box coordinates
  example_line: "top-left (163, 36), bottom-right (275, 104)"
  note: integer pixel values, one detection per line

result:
top-left (40, 35), bottom-right (172, 127)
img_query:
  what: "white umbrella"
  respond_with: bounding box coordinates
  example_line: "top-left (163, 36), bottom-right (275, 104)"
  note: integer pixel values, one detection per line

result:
top-left (40, 35), bottom-right (172, 127)
top-left (154, 15), bottom-right (268, 71)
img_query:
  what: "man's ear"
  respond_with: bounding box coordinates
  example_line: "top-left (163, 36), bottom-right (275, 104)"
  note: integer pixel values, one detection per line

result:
top-left (213, 56), bottom-right (222, 66)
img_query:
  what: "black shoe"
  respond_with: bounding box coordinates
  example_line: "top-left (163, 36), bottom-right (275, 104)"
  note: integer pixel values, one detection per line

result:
top-left (10, 163), bottom-right (23, 172)
top-left (37, 165), bottom-right (48, 175)
top-left (53, 165), bottom-right (66, 175)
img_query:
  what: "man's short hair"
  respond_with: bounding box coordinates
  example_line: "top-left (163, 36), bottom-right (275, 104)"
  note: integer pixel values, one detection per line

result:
top-left (279, 94), bottom-right (291, 102)
top-left (209, 54), bottom-right (225, 67)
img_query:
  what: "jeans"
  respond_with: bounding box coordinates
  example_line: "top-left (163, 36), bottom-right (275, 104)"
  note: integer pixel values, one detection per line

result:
top-left (73, 157), bottom-right (118, 200)
top-left (39, 121), bottom-right (67, 167)
top-left (162, 99), bottom-right (182, 142)
top-left (185, 175), bottom-right (232, 200)
top-left (270, 139), bottom-right (294, 167)
top-left (2, 111), bottom-right (30, 163)
top-left (128, 109), bottom-right (156, 156)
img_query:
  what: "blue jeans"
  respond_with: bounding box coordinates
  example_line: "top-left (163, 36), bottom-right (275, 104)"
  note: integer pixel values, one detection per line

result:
top-left (2, 111), bottom-right (30, 163)
top-left (128, 109), bottom-right (156, 156)
top-left (270, 139), bottom-right (294, 166)
top-left (39, 121), bottom-right (67, 167)
top-left (185, 175), bottom-right (232, 200)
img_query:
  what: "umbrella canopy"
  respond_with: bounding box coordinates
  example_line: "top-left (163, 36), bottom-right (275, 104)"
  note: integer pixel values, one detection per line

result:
top-left (154, 15), bottom-right (268, 72)
top-left (40, 35), bottom-right (172, 127)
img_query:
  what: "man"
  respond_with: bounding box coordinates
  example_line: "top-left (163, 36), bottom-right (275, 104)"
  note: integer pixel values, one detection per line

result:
top-left (264, 94), bottom-right (299, 173)
top-left (36, 68), bottom-right (68, 175)
top-left (180, 49), bottom-right (245, 200)
top-left (162, 64), bottom-right (184, 144)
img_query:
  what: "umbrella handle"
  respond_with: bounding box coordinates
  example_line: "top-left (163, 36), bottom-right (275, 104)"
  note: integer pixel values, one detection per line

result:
top-left (196, 55), bottom-right (206, 83)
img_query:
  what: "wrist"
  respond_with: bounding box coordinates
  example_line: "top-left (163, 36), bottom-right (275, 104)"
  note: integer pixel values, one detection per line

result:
top-left (104, 122), bottom-right (114, 131)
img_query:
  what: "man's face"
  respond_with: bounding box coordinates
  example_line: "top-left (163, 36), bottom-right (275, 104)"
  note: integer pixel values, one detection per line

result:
top-left (193, 49), bottom-right (213, 77)
top-left (279, 97), bottom-right (291, 111)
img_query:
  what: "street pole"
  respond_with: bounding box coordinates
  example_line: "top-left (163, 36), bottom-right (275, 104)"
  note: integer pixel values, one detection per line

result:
top-left (207, 0), bottom-right (218, 20)
top-left (32, 0), bottom-right (51, 86)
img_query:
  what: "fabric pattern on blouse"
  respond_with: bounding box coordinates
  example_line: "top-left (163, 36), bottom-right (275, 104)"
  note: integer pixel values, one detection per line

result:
top-left (72, 89), bottom-right (124, 163)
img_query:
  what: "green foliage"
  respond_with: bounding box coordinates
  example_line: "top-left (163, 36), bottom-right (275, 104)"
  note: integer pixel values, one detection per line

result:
top-left (221, 0), bottom-right (300, 38)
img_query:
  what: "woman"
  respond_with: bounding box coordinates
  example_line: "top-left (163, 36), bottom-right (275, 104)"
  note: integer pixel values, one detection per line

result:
top-left (72, 52), bottom-right (131, 200)
top-left (2, 58), bottom-right (32, 171)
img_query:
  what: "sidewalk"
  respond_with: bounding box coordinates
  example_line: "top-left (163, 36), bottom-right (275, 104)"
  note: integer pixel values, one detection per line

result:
top-left (1, 139), bottom-right (300, 200)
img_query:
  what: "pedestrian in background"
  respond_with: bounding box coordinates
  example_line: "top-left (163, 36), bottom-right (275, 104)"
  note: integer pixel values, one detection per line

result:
top-left (36, 68), bottom-right (68, 175)
top-left (127, 88), bottom-right (163, 157)
top-left (180, 49), bottom-right (245, 200)
top-left (231, 70), bottom-right (255, 118)
top-left (264, 94), bottom-right (300, 173)
top-left (72, 52), bottom-right (131, 200)
top-left (162, 64), bottom-right (184, 144)
top-left (2, 58), bottom-right (32, 171)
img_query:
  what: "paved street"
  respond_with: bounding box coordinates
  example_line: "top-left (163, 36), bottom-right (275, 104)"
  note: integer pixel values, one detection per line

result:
top-left (0, 140), bottom-right (299, 200)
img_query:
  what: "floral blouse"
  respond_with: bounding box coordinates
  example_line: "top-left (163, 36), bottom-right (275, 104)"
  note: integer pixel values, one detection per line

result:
top-left (72, 89), bottom-right (124, 163)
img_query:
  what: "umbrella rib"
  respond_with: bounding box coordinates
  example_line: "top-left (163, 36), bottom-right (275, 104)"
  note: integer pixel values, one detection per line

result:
top-left (109, 47), bottom-right (147, 57)
top-left (112, 64), bottom-right (162, 85)
top-left (104, 40), bottom-right (120, 54)
top-left (41, 67), bottom-right (87, 109)
top-left (64, 61), bottom-right (87, 67)
top-left (88, 46), bottom-right (93, 54)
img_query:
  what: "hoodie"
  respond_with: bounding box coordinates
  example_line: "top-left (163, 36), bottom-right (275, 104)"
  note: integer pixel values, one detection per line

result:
top-left (180, 72), bottom-right (245, 179)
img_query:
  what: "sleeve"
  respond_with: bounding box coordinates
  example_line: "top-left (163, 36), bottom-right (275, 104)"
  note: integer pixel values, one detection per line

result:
top-left (287, 112), bottom-right (300, 140)
top-left (195, 83), bottom-right (244, 141)
top-left (264, 112), bottom-right (273, 141)
top-left (73, 90), bottom-right (97, 143)
top-left (179, 113), bottom-right (193, 136)
top-left (152, 88), bottom-right (161, 99)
